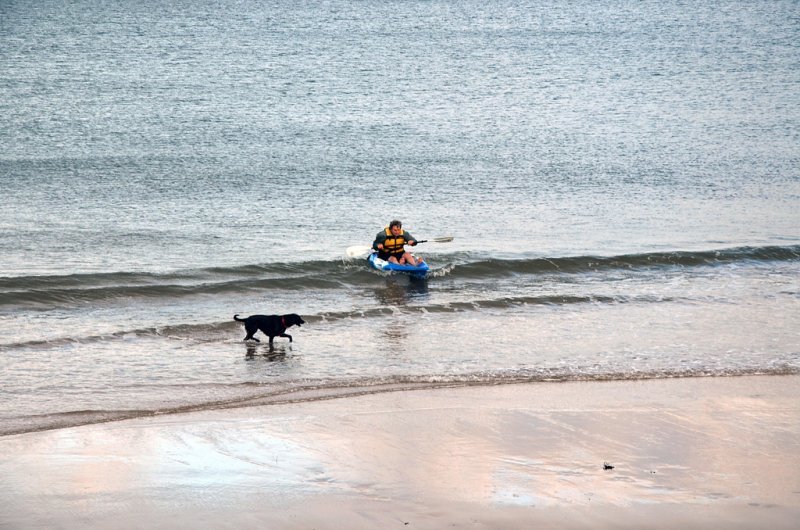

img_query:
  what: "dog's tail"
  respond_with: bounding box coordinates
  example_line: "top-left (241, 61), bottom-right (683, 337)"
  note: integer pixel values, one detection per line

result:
top-left (233, 314), bottom-right (245, 322)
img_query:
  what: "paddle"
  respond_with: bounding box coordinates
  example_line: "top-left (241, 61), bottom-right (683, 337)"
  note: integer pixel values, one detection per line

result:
top-left (415, 236), bottom-right (454, 244)
top-left (346, 236), bottom-right (454, 258)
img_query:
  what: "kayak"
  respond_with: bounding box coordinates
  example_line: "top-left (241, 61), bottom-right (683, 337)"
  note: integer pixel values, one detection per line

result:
top-left (368, 253), bottom-right (429, 278)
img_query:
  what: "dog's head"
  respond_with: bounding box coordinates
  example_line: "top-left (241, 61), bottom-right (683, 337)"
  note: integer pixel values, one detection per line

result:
top-left (286, 314), bottom-right (305, 327)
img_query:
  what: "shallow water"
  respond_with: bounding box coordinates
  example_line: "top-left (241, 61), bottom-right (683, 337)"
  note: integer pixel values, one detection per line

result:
top-left (1, 0), bottom-right (799, 434)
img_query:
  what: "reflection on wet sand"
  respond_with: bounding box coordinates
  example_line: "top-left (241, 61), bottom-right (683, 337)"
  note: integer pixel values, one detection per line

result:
top-left (0, 377), bottom-right (797, 529)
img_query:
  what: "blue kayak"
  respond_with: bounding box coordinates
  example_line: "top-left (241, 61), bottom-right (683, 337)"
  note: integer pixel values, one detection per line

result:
top-left (368, 253), bottom-right (429, 278)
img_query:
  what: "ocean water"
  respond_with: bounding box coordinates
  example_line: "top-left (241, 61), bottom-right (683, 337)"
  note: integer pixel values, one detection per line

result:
top-left (1, 0), bottom-right (799, 435)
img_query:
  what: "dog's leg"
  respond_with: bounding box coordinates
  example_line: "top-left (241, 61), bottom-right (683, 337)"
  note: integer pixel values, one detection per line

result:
top-left (244, 323), bottom-right (260, 342)
top-left (279, 333), bottom-right (293, 342)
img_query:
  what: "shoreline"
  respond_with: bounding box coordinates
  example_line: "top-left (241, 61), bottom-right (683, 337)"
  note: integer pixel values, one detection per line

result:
top-left (5, 370), bottom-right (798, 438)
top-left (1, 375), bottom-right (798, 528)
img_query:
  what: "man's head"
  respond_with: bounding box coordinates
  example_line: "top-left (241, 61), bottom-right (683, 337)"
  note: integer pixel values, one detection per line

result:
top-left (389, 220), bottom-right (402, 236)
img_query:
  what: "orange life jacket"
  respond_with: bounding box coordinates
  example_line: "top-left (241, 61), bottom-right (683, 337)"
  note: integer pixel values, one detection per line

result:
top-left (382, 227), bottom-right (406, 254)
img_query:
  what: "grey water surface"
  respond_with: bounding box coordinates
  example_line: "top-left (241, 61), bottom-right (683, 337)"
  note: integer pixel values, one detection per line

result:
top-left (1, 0), bottom-right (799, 434)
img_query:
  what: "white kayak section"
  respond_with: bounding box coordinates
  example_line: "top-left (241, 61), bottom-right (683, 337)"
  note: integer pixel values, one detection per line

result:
top-left (368, 253), bottom-right (430, 278)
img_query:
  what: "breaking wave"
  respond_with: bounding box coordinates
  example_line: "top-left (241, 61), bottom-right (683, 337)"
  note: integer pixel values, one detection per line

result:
top-left (1, 244), bottom-right (797, 310)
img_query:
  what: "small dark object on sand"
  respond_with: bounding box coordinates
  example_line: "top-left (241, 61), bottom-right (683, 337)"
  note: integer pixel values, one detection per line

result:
top-left (603, 462), bottom-right (614, 470)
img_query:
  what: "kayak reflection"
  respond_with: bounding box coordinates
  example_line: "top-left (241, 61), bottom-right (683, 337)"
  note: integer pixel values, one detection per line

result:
top-left (373, 277), bottom-right (429, 307)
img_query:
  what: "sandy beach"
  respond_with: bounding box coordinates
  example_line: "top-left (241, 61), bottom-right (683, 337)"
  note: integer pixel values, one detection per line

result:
top-left (1, 375), bottom-right (798, 529)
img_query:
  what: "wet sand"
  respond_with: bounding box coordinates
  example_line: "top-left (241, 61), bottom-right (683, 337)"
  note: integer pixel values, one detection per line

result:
top-left (1, 375), bottom-right (798, 529)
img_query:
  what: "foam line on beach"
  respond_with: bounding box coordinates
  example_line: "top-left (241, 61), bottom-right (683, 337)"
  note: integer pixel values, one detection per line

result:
top-left (4, 369), bottom-right (799, 437)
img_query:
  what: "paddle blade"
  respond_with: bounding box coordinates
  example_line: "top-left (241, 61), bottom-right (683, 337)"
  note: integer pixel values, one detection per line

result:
top-left (417, 236), bottom-right (454, 244)
top-left (346, 245), bottom-right (372, 258)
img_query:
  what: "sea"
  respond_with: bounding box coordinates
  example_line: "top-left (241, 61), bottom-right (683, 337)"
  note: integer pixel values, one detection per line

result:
top-left (1, 0), bottom-right (799, 436)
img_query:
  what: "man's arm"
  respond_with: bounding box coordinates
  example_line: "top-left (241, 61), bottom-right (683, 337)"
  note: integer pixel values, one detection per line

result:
top-left (373, 231), bottom-right (387, 250)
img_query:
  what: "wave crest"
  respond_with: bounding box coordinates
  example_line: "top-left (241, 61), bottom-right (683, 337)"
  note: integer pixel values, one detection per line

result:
top-left (1, 245), bottom-right (797, 309)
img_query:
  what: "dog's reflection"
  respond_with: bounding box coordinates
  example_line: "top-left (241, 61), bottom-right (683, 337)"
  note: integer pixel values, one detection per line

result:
top-left (245, 342), bottom-right (289, 361)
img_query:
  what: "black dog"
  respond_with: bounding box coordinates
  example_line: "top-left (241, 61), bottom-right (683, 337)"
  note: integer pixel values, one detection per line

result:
top-left (233, 313), bottom-right (305, 344)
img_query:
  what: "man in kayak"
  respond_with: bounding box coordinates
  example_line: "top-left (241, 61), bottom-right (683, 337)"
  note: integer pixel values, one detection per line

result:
top-left (373, 220), bottom-right (424, 266)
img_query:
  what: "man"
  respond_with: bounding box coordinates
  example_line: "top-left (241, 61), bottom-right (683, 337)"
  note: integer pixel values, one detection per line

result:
top-left (373, 220), bottom-right (424, 266)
